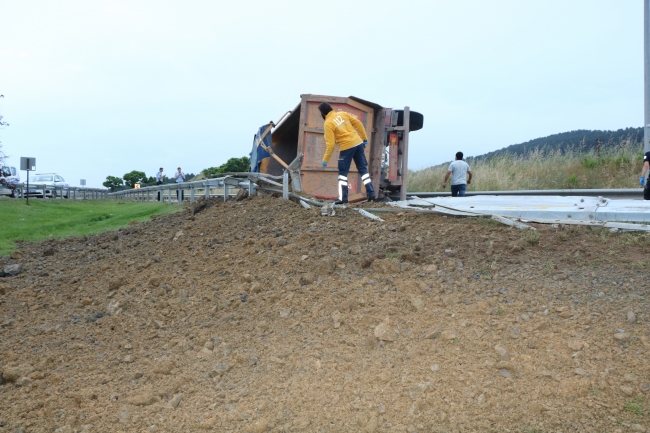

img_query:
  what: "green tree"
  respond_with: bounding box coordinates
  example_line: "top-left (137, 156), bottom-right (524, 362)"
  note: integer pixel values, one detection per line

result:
top-left (103, 175), bottom-right (124, 191)
top-left (202, 157), bottom-right (250, 178)
top-left (123, 170), bottom-right (147, 188)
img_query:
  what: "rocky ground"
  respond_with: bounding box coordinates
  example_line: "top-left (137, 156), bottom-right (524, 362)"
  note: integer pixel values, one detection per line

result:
top-left (1, 193), bottom-right (650, 433)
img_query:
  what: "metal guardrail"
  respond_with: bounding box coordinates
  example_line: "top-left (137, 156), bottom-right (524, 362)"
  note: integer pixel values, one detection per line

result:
top-left (12, 184), bottom-right (109, 199)
top-left (108, 173), bottom-right (286, 204)
top-left (405, 188), bottom-right (643, 201)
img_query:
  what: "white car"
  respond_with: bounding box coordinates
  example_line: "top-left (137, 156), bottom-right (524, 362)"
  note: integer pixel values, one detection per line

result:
top-left (0, 166), bottom-right (20, 197)
top-left (25, 173), bottom-right (70, 198)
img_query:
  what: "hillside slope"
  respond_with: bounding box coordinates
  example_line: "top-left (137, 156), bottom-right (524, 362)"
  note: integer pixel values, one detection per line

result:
top-left (0, 195), bottom-right (649, 432)
top-left (476, 127), bottom-right (643, 160)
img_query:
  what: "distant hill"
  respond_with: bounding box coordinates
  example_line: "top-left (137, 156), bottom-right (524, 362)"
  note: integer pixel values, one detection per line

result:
top-left (472, 127), bottom-right (643, 161)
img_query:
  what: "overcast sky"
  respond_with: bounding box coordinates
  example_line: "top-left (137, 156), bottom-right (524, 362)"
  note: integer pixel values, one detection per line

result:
top-left (0, 0), bottom-right (643, 187)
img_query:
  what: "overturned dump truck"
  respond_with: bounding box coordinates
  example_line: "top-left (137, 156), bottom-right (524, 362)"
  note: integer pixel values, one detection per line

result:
top-left (250, 94), bottom-right (423, 202)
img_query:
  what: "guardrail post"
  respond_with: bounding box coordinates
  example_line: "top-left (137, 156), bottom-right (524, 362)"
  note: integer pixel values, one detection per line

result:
top-left (167, 188), bottom-right (171, 205)
top-left (205, 182), bottom-right (210, 199)
top-left (224, 184), bottom-right (229, 202)
top-left (282, 170), bottom-right (289, 200)
top-left (190, 185), bottom-right (195, 204)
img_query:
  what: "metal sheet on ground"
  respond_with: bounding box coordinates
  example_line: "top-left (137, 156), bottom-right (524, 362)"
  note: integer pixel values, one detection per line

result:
top-left (391, 195), bottom-right (650, 223)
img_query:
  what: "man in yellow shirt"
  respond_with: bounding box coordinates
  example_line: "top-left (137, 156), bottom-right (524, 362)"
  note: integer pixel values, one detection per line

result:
top-left (319, 102), bottom-right (375, 204)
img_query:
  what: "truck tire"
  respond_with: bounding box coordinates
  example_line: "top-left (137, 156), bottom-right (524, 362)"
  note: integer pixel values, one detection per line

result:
top-left (394, 110), bottom-right (424, 132)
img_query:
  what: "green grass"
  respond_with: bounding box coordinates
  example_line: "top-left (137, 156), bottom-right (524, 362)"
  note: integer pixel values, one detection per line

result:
top-left (0, 199), bottom-right (183, 255)
top-left (624, 400), bottom-right (644, 416)
top-left (408, 141), bottom-right (643, 192)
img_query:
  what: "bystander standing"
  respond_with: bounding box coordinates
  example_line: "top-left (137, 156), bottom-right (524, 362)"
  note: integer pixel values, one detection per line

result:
top-left (156, 167), bottom-right (166, 201)
top-left (442, 152), bottom-right (472, 197)
top-left (175, 167), bottom-right (185, 202)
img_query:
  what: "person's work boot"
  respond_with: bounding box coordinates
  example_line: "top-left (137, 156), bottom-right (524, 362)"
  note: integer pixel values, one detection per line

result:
top-left (367, 193), bottom-right (376, 202)
top-left (333, 199), bottom-right (347, 205)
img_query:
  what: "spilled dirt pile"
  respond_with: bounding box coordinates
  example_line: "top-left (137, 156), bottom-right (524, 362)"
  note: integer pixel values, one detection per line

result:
top-left (1, 194), bottom-right (650, 433)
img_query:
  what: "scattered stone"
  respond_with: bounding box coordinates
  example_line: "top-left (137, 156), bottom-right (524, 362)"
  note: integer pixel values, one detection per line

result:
top-left (197, 347), bottom-right (213, 359)
top-left (614, 333), bottom-right (630, 342)
top-left (9, 251), bottom-right (23, 260)
top-left (410, 296), bottom-right (424, 311)
top-left (430, 364), bottom-right (439, 372)
top-left (279, 309), bottom-right (291, 318)
top-left (620, 385), bottom-right (634, 396)
top-left (165, 393), bottom-right (183, 409)
top-left (299, 273), bottom-right (315, 285)
top-left (498, 369), bottom-right (511, 378)
top-left (371, 259), bottom-right (400, 275)
top-left (567, 339), bottom-right (584, 351)
top-left (441, 329), bottom-right (457, 340)
top-left (494, 345), bottom-right (508, 360)
top-left (199, 418), bottom-right (218, 429)
top-left (122, 355), bottom-right (133, 363)
top-left (153, 320), bottom-right (164, 329)
top-left (108, 276), bottom-right (126, 291)
top-left (277, 238), bottom-right (287, 247)
top-left (81, 298), bottom-right (92, 306)
top-left (535, 322), bottom-right (549, 331)
top-left (209, 363), bottom-right (231, 378)
top-left (2, 364), bottom-right (34, 382)
top-left (0, 264), bottom-right (22, 277)
top-left (574, 368), bottom-right (590, 377)
top-left (641, 383), bottom-right (650, 393)
top-left (106, 300), bottom-right (122, 316)
top-left (374, 323), bottom-right (396, 342)
top-left (627, 311), bottom-right (637, 323)
top-left (556, 308), bottom-right (574, 318)
top-left (15, 376), bottom-right (32, 387)
top-left (424, 328), bottom-right (440, 340)
top-left (630, 424), bottom-right (646, 433)
top-left (126, 392), bottom-right (156, 406)
top-left (149, 277), bottom-right (161, 287)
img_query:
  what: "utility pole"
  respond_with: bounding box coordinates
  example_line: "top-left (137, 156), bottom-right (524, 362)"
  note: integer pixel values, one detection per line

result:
top-left (643, 0), bottom-right (650, 152)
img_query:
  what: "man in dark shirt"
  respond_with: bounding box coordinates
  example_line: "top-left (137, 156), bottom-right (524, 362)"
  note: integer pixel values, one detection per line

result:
top-left (641, 151), bottom-right (650, 200)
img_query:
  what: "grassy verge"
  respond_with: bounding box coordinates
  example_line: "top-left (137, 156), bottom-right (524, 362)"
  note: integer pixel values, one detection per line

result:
top-left (408, 142), bottom-right (644, 192)
top-left (0, 199), bottom-right (183, 255)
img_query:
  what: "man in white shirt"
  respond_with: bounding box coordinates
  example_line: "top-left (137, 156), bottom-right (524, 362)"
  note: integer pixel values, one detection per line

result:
top-left (175, 167), bottom-right (185, 202)
top-left (442, 152), bottom-right (472, 197)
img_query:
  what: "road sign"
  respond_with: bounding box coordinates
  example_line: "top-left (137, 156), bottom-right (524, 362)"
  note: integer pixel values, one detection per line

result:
top-left (80, 179), bottom-right (86, 186)
top-left (20, 157), bottom-right (36, 205)
top-left (20, 157), bottom-right (36, 171)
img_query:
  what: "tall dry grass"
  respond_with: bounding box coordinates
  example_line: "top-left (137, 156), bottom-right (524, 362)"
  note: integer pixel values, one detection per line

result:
top-left (408, 141), bottom-right (644, 192)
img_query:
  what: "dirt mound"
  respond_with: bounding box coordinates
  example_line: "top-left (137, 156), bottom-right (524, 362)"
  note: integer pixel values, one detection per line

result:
top-left (1, 193), bottom-right (649, 432)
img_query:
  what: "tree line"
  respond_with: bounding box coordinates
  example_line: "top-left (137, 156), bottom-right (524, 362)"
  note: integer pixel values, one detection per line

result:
top-left (102, 156), bottom-right (250, 191)
top-left (103, 170), bottom-right (196, 191)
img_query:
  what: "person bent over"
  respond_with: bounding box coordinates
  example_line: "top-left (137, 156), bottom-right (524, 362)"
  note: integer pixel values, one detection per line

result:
top-left (319, 102), bottom-right (375, 204)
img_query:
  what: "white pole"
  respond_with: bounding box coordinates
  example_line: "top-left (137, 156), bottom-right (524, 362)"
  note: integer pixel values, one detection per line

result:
top-left (643, 0), bottom-right (650, 152)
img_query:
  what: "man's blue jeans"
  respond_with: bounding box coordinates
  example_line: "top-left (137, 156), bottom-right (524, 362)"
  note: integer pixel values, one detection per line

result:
top-left (337, 144), bottom-right (375, 202)
top-left (451, 184), bottom-right (466, 197)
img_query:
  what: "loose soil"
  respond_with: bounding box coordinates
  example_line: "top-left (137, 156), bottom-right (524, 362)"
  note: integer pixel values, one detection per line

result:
top-left (1, 193), bottom-right (650, 433)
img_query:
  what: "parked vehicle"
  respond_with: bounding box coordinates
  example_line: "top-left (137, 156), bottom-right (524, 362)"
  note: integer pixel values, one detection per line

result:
top-left (25, 173), bottom-right (70, 198)
top-left (0, 166), bottom-right (19, 197)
